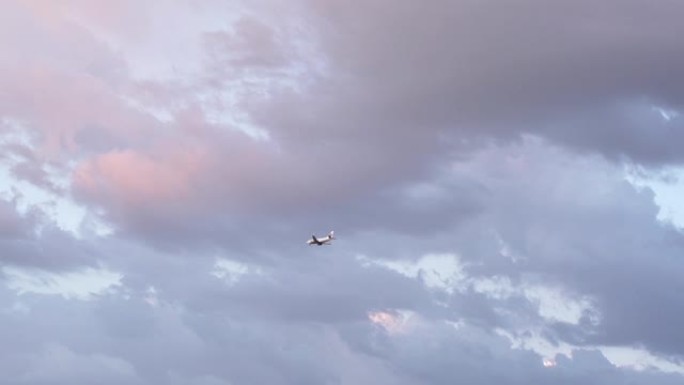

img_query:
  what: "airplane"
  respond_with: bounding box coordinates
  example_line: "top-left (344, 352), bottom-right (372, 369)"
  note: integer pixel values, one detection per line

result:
top-left (307, 231), bottom-right (335, 246)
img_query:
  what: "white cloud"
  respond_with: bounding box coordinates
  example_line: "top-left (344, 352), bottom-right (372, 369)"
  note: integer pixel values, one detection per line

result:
top-left (357, 253), bottom-right (466, 294)
top-left (3, 266), bottom-right (122, 300)
top-left (625, 166), bottom-right (684, 229)
top-left (523, 285), bottom-right (598, 325)
top-left (602, 346), bottom-right (684, 375)
top-left (0, 159), bottom-right (100, 238)
top-left (211, 258), bottom-right (264, 285)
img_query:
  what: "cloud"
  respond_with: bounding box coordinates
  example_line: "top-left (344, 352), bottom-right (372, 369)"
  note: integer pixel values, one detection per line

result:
top-left (48, 0), bottom-right (684, 249)
top-left (441, 138), bottom-right (684, 358)
top-left (0, 244), bottom-right (681, 385)
top-left (3, 265), bottom-right (121, 300)
top-left (16, 343), bottom-right (142, 385)
top-left (4, 0), bottom-right (684, 241)
top-left (1, 0), bottom-right (684, 383)
top-left (253, 0), bottom-right (684, 166)
top-left (0, 197), bottom-right (98, 271)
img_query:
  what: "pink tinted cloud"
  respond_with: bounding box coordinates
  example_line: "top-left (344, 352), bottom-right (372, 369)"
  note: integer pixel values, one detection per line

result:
top-left (68, 103), bottom-right (265, 217)
top-left (68, 111), bottom-right (406, 236)
top-left (71, 125), bottom-right (283, 219)
top-left (2, 0), bottom-right (425, 240)
top-left (19, 0), bottom-right (149, 38)
top-left (73, 145), bottom-right (207, 211)
top-left (1, 67), bottom-right (154, 156)
top-left (0, 1), bottom-right (153, 162)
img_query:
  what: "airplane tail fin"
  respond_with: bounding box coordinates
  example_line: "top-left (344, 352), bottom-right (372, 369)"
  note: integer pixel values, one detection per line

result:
top-left (329, 230), bottom-right (335, 239)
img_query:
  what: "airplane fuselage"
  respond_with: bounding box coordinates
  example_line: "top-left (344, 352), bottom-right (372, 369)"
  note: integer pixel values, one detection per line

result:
top-left (307, 231), bottom-right (335, 245)
top-left (307, 237), bottom-right (332, 245)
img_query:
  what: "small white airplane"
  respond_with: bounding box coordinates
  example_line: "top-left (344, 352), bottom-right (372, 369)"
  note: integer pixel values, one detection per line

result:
top-left (307, 231), bottom-right (335, 246)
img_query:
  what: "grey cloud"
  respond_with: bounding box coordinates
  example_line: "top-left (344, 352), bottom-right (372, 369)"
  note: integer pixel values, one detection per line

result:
top-left (2, 0), bottom-right (684, 383)
top-left (86, 132), bottom-right (684, 362)
top-left (1, 244), bottom-right (681, 385)
top-left (203, 16), bottom-right (291, 73)
top-left (207, 256), bottom-right (431, 324)
top-left (0, 198), bottom-right (33, 239)
top-left (5, 0), bottom-right (684, 246)
top-left (250, 0), bottom-right (684, 167)
top-left (0, 199), bottom-right (96, 271)
top-left (342, 319), bottom-right (684, 385)
top-left (432, 138), bottom-right (684, 358)
top-left (12, 343), bottom-right (143, 385)
top-left (0, 277), bottom-right (412, 385)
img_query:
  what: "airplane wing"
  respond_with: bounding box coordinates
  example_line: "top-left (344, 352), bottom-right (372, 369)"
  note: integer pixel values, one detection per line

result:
top-left (311, 235), bottom-right (321, 245)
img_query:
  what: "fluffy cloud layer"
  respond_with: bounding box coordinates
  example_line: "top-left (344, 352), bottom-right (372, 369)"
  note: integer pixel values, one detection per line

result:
top-left (1, 0), bottom-right (684, 384)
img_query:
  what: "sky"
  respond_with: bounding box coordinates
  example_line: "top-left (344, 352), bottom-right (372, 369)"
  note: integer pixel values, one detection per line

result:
top-left (1, 0), bottom-right (684, 384)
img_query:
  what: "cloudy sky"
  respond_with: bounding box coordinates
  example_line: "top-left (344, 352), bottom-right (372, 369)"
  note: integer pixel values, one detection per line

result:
top-left (2, 0), bottom-right (684, 384)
